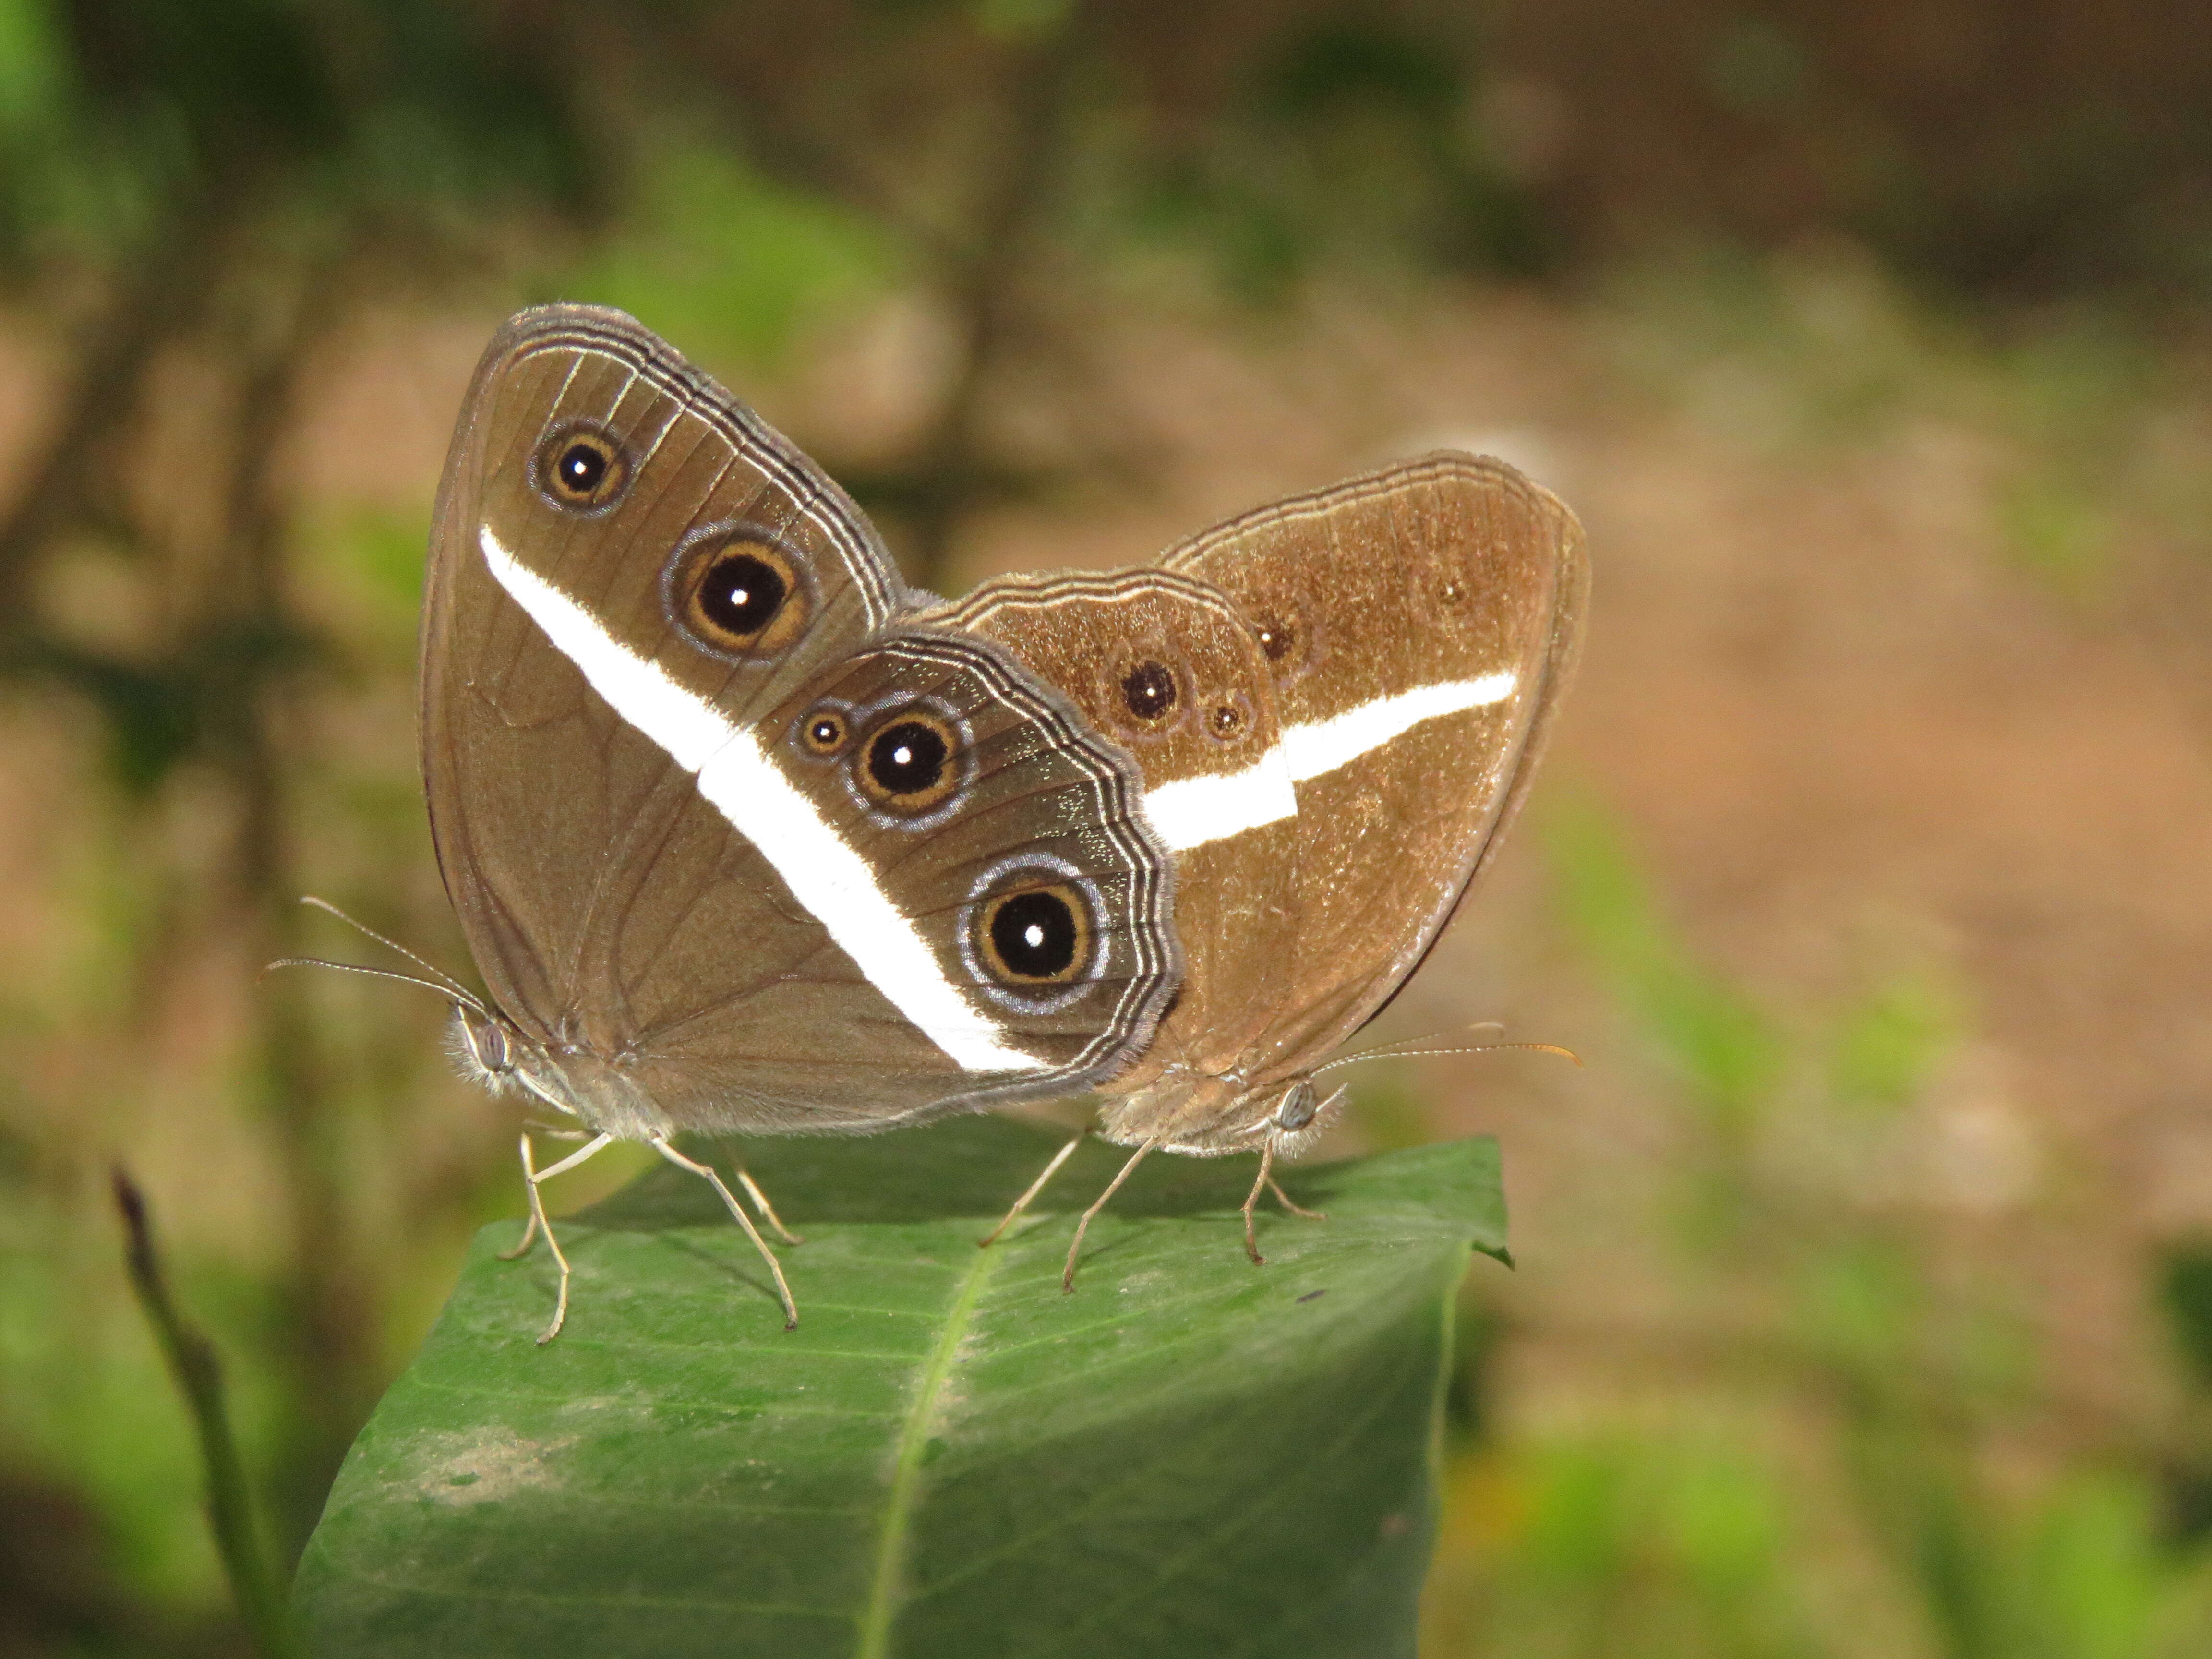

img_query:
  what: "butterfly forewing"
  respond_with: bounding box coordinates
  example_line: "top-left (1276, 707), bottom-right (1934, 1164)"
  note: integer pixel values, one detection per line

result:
top-left (421, 306), bottom-right (1179, 1131)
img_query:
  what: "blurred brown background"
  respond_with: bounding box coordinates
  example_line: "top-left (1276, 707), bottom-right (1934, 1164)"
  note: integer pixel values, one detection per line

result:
top-left (4, 1), bottom-right (2212, 1653)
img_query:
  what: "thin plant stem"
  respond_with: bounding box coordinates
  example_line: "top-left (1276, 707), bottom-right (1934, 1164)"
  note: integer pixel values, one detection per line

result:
top-left (111, 1166), bottom-right (299, 1659)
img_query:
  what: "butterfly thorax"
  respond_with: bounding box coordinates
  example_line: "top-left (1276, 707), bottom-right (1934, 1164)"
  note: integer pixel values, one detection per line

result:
top-left (1095, 1066), bottom-right (1329, 1156)
top-left (450, 1006), bottom-right (674, 1142)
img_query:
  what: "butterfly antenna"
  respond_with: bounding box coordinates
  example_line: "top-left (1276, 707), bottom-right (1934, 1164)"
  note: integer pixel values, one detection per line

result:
top-left (1319, 1021), bottom-right (1505, 1069)
top-left (263, 956), bottom-right (491, 1019)
top-left (1312, 1039), bottom-right (1581, 1077)
top-left (296, 896), bottom-right (481, 1005)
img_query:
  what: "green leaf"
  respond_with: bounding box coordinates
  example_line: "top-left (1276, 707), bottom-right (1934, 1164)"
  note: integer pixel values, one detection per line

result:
top-left (292, 1116), bottom-right (1504, 1658)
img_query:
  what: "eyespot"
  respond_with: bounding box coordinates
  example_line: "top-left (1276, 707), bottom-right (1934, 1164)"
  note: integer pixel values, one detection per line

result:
top-left (1104, 648), bottom-right (1188, 738)
top-left (1120, 659), bottom-right (1178, 723)
top-left (1206, 693), bottom-right (1251, 744)
top-left (1248, 601), bottom-right (1317, 681)
top-left (798, 707), bottom-right (849, 756)
top-left (667, 526), bottom-right (810, 657)
top-left (855, 709), bottom-right (962, 815)
top-left (975, 882), bottom-right (1092, 986)
top-left (961, 857), bottom-right (1104, 1011)
top-left (532, 422), bottom-right (629, 513)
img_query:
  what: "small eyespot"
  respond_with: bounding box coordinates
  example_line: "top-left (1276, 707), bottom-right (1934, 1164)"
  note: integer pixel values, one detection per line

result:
top-left (533, 423), bottom-right (629, 512)
top-left (975, 883), bottom-right (1092, 986)
top-left (1248, 601), bottom-right (1317, 680)
top-left (799, 708), bottom-right (849, 755)
top-left (1438, 573), bottom-right (1470, 606)
top-left (1253, 616), bottom-right (1297, 662)
top-left (1206, 695), bottom-right (1250, 743)
top-left (1120, 660), bottom-right (1178, 723)
top-left (668, 527), bottom-right (810, 657)
top-left (856, 709), bottom-right (962, 815)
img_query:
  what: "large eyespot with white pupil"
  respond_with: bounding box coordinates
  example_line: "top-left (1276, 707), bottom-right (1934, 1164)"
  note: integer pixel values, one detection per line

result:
top-left (531, 421), bottom-right (630, 514)
top-left (854, 707), bottom-right (964, 817)
top-left (962, 860), bottom-right (1101, 1010)
top-left (665, 524), bottom-right (811, 658)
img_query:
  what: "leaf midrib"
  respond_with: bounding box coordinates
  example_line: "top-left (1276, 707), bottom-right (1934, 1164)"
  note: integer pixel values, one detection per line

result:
top-left (855, 1235), bottom-right (1002, 1659)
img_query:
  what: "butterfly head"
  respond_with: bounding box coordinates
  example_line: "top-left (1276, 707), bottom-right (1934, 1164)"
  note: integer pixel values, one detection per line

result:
top-left (446, 1005), bottom-right (673, 1140)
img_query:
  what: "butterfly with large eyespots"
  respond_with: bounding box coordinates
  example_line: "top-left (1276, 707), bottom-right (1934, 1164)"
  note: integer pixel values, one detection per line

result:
top-left (323, 304), bottom-right (1583, 1342)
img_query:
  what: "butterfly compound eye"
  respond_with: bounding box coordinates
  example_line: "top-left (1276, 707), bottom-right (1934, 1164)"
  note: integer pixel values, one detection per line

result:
top-left (460, 1012), bottom-right (512, 1076)
top-left (1274, 1081), bottom-right (1319, 1131)
top-left (668, 526), bottom-right (810, 657)
top-left (532, 423), bottom-right (629, 512)
top-left (856, 709), bottom-right (962, 815)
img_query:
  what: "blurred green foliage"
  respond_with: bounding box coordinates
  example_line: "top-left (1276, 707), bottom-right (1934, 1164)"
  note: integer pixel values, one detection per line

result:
top-left (1415, 799), bottom-right (2212, 1656)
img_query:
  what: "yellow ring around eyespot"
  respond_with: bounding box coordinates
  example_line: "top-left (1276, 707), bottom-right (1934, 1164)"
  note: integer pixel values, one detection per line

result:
top-left (854, 709), bottom-right (962, 814)
top-left (674, 533), bottom-right (809, 656)
top-left (974, 881), bottom-right (1093, 986)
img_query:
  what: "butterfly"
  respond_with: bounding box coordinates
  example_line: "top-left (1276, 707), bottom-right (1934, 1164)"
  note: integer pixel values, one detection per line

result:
top-left (936, 455), bottom-right (1585, 1281)
top-left (325, 304), bottom-right (1583, 1342)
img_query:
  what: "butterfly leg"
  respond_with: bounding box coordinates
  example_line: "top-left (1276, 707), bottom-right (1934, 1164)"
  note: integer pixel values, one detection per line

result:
top-left (1063, 1140), bottom-right (1159, 1294)
top-left (732, 1162), bottom-right (804, 1246)
top-left (1268, 1178), bottom-right (1327, 1221)
top-left (497, 1130), bottom-right (541, 1262)
top-left (1241, 1142), bottom-right (1278, 1266)
top-left (979, 1132), bottom-right (1086, 1249)
top-left (651, 1137), bottom-right (799, 1331)
top-left (505, 1130), bottom-right (615, 1345)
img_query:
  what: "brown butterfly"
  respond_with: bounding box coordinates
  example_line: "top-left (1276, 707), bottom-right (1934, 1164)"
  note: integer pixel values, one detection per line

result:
top-left (936, 456), bottom-right (1586, 1283)
top-left (302, 305), bottom-right (1583, 1341)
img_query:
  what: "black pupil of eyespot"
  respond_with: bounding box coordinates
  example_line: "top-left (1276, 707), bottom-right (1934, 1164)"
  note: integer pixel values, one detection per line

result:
top-left (699, 550), bottom-right (787, 638)
top-left (558, 442), bottom-right (606, 496)
top-left (1121, 660), bottom-right (1176, 720)
top-left (991, 890), bottom-right (1078, 979)
top-left (1257, 623), bottom-right (1292, 661)
top-left (867, 720), bottom-right (947, 796)
top-left (811, 718), bottom-right (840, 745)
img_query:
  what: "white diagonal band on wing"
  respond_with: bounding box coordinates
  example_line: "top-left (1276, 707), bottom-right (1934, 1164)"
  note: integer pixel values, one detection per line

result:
top-left (1141, 750), bottom-right (1298, 854)
top-left (1282, 673), bottom-right (1515, 784)
top-left (478, 527), bottom-right (1047, 1074)
top-left (1139, 673), bottom-right (1516, 854)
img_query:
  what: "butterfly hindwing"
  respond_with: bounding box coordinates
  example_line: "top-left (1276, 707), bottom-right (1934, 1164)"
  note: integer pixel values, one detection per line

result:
top-left (932, 570), bottom-right (1301, 1094)
top-left (1160, 452), bottom-right (1588, 1080)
